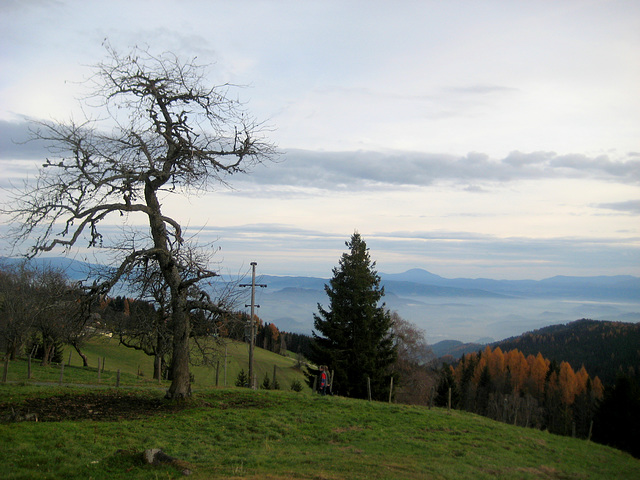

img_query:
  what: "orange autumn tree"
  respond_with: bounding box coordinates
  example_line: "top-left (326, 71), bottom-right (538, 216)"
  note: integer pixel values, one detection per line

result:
top-left (443, 345), bottom-right (603, 436)
top-left (559, 361), bottom-right (578, 404)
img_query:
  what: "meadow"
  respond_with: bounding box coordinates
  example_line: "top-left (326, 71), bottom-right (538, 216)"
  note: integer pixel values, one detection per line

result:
top-left (1, 339), bottom-right (639, 479)
top-left (1, 335), bottom-right (309, 392)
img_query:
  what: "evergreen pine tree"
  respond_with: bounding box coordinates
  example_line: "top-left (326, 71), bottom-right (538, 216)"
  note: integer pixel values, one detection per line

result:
top-left (235, 369), bottom-right (249, 388)
top-left (261, 372), bottom-right (272, 390)
top-left (309, 232), bottom-right (397, 400)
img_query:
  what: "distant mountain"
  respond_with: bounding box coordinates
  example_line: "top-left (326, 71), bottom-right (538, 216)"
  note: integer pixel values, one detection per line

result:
top-left (378, 268), bottom-right (640, 301)
top-left (261, 273), bottom-right (514, 299)
top-left (258, 276), bottom-right (328, 291)
top-left (431, 340), bottom-right (483, 359)
top-left (381, 280), bottom-right (510, 298)
top-left (380, 268), bottom-right (445, 284)
top-left (0, 256), bottom-right (104, 282)
top-left (2, 258), bottom-right (639, 344)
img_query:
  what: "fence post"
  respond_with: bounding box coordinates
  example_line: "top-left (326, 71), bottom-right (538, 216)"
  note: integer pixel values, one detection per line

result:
top-left (389, 377), bottom-right (394, 403)
top-left (272, 365), bottom-right (277, 388)
top-left (367, 375), bottom-right (372, 401)
top-left (27, 354), bottom-right (32, 380)
top-left (116, 369), bottom-right (121, 388)
top-left (588, 420), bottom-right (593, 442)
top-left (215, 360), bottom-right (220, 386)
top-left (97, 357), bottom-right (101, 383)
top-left (448, 387), bottom-right (452, 411)
top-left (59, 363), bottom-right (64, 385)
top-left (224, 344), bottom-right (228, 386)
top-left (2, 356), bottom-right (9, 383)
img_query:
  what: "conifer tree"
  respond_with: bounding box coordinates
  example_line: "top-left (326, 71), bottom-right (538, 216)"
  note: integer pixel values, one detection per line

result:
top-left (309, 232), bottom-right (397, 400)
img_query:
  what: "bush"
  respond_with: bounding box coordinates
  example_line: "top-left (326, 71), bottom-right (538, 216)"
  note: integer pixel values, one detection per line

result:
top-left (290, 380), bottom-right (303, 392)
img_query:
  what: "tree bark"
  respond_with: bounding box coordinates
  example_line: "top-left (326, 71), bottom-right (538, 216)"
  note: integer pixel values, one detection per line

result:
top-left (72, 341), bottom-right (89, 367)
top-left (41, 339), bottom-right (54, 366)
top-left (145, 181), bottom-right (192, 400)
top-left (165, 301), bottom-right (191, 399)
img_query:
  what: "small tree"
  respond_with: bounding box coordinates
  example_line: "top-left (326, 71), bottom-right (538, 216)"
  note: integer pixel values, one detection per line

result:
top-left (309, 232), bottom-right (397, 400)
top-left (3, 44), bottom-right (275, 399)
top-left (235, 368), bottom-right (249, 388)
top-left (260, 372), bottom-right (272, 390)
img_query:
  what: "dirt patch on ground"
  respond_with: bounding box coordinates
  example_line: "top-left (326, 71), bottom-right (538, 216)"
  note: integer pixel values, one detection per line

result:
top-left (0, 392), bottom-right (188, 422)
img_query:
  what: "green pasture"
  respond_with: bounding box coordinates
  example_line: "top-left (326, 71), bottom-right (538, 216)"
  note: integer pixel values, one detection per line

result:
top-left (1, 338), bottom-right (638, 479)
top-left (2, 336), bottom-right (309, 392)
top-left (1, 385), bottom-right (638, 480)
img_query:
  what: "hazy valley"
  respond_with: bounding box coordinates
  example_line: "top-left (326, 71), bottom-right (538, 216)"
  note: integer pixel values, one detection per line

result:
top-left (253, 269), bottom-right (640, 344)
top-left (5, 257), bottom-right (639, 345)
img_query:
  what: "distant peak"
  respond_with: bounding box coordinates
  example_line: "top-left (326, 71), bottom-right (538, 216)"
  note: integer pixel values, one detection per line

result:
top-left (380, 268), bottom-right (445, 284)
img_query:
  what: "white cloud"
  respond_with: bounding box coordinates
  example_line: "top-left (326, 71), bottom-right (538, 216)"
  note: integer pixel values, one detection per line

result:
top-left (237, 149), bottom-right (640, 192)
top-left (596, 200), bottom-right (640, 215)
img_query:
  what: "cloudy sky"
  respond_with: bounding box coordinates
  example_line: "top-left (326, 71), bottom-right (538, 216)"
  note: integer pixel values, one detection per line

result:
top-left (0, 0), bottom-right (638, 280)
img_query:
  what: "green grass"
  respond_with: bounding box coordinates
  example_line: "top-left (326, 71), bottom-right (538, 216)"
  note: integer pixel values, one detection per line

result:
top-left (3, 336), bottom-right (309, 392)
top-left (2, 340), bottom-right (638, 478)
top-left (0, 386), bottom-right (638, 479)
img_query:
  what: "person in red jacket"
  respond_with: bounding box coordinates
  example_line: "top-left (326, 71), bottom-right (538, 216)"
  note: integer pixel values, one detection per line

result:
top-left (319, 365), bottom-right (329, 395)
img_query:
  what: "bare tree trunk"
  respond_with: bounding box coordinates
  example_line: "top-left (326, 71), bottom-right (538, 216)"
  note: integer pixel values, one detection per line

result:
top-left (165, 306), bottom-right (191, 399)
top-left (9, 341), bottom-right (21, 361)
top-left (146, 179), bottom-right (192, 400)
top-left (41, 340), bottom-right (54, 366)
top-left (164, 305), bottom-right (191, 397)
top-left (154, 354), bottom-right (162, 381)
top-left (71, 341), bottom-right (89, 367)
top-left (153, 331), bottom-right (167, 380)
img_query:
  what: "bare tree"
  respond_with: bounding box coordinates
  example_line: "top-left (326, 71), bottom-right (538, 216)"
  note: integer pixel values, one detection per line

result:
top-left (391, 312), bottom-right (437, 405)
top-left (0, 263), bottom-right (37, 359)
top-left (0, 262), bottom-right (87, 365)
top-left (3, 44), bottom-right (275, 398)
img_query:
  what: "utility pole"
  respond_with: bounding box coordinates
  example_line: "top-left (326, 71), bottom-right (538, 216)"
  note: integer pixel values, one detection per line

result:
top-left (239, 262), bottom-right (267, 389)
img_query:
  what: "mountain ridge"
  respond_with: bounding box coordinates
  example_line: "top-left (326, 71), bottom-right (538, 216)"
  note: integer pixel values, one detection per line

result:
top-left (3, 258), bottom-right (639, 342)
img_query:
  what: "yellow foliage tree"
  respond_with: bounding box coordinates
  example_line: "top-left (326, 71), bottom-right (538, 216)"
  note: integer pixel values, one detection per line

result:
top-left (559, 361), bottom-right (578, 405)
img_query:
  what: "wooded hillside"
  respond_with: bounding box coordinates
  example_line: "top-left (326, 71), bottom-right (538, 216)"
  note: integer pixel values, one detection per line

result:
top-left (495, 319), bottom-right (640, 386)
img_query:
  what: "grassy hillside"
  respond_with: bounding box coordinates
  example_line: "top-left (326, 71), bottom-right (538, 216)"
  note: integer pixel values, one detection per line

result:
top-left (1, 385), bottom-right (638, 479)
top-left (3, 336), bottom-right (309, 392)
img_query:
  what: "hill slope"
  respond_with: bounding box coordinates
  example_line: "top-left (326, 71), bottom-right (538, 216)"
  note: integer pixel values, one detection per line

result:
top-left (1, 387), bottom-right (638, 479)
top-left (2, 335), bottom-right (309, 392)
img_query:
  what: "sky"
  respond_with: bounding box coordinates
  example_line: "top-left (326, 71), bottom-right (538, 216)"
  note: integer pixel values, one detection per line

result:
top-left (0, 0), bottom-right (639, 280)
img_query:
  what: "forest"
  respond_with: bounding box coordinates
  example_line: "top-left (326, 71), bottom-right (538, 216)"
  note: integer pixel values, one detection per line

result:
top-left (494, 319), bottom-right (640, 386)
top-left (434, 344), bottom-right (639, 458)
